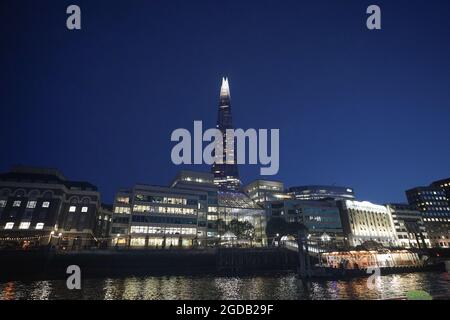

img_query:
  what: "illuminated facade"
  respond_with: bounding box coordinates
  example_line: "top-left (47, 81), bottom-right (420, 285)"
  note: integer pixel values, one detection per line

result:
top-left (243, 180), bottom-right (291, 204)
top-left (289, 185), bottom-right (355, 201)
top-left (111, 170), bottom-right (266, 248)
top-left (337, 200), bottom-right (398, 248)
top-left (0, 166), bottom-right (110, 249)
top-left (386, 203), bottom-right (430, 249)
top-left (406, 186), bottom-right (450, 248)
top-left (211, 77), bottom-right (241, 190)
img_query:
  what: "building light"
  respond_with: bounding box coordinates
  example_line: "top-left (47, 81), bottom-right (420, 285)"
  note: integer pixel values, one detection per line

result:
top-left (42, 201), bottom-right (50, 208)
top-left (19, 222), bottom-right (31, 229)
top-left (13, 201), bottom-right (21, 207)
top-left (0, 200), bottom-right (6, 208)
top-left (69, 206), bottom-right (76, 212)
top-left (5, 222), bottom-right (14, 229)
top-left (27, 201), bottom-right (37, 209)
top-left (35, 223), bottom-right (44, 230)
top-left (81, 206), bottom-right (88, 213)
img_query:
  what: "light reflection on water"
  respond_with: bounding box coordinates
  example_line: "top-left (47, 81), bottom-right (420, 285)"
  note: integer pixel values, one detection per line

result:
top-left (1, 272), bottom-right (449, 300)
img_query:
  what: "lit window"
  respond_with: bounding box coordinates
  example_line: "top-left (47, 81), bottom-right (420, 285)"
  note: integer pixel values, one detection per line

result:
top-left (19, 222), bottom-right (30, 229)
top-left (13, 201), bottom-right (21, 207)
top-left (35, 223), bottom-right (44, 230)
top-left (81, 206), bottom-right (88, 213)
top-left (0, 200), bottom-right (6, 208)
top-left (27, 201), bottom-right (37, 209)
top-left (69, 206), bottom-right (76, 212)
top-left (42, 201), bottom-right (50, 208)
top-left (5, 222), bottom-right (14, 229)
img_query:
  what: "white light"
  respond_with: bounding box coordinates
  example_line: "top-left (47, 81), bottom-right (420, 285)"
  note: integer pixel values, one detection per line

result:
top-left (19, 222), bottom-right (30, 230)
top-left (35, 223), bottom-right (44, 230)
top-left (5, 222), bottom-right (14, 229)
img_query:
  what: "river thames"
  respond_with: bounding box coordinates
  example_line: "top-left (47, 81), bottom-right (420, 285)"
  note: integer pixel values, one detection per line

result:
top-left (1, 272), bottom-right (449, 300)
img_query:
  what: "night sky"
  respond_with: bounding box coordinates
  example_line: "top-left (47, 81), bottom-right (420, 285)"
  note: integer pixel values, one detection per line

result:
top-left (1, 0), bottom-right (450, 204)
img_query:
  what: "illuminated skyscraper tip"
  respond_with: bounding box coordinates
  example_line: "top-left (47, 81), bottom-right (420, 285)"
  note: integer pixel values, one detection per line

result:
top-left (220, 77), bottom-right (230, 99)
top-left (212, 77), bottom-right (241, 190)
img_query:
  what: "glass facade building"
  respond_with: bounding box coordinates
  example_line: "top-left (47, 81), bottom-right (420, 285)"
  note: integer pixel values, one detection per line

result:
top-left (110, 171), bottom-right (266, 248)
top-left (211, 78), bottom-right (241, 191)
top-left (406, 186), bottom-right (450, 248)
top-left (242, 180), bottom-right (291, 204)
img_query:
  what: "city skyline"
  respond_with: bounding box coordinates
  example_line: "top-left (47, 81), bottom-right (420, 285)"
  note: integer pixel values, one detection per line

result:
top-left (2, 0), bottom-right (450, 205)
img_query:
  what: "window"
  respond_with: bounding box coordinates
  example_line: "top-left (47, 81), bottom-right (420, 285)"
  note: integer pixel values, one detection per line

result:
top-left (35, 223), bottom-right (44, 230)
top-left (114, 206), bottom-right (131, 214)
top-left (116, 196), bottom-right (130, 204)
top-left (42, 201), bottom-right (50, 208)
top-left (5, 222), bottom-right (14, 229)
top-left (0, 200), bottom-right (6, 208)
top-left (81, 206), bottom-right (88, 213)
top-left (13, 201), bottom-right (21, 207)
top-left (27, 201), bottom-right (37, 209)
top-left (19, 222), bottom-right (30, 229)
top-left (69, 206), bottom-right (76, 212)
top-left (130, 226), bottom-right (148, 234)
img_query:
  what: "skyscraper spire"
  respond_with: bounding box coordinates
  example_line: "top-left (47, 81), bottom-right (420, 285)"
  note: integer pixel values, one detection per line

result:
top-left (211, 77), bottom-right (241, 190)
top-left (220, 77), bottom-right (230, 99)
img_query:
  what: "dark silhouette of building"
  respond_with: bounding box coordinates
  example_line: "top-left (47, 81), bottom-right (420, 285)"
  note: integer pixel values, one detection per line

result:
top-left (211, 77), bottom-right (241, 190)
top-left (0, 166), bottom-right (107, 249)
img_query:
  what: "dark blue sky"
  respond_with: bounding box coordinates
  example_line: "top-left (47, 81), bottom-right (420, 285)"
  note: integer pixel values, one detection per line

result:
top-left (1, 0), bottom-right (450, 204)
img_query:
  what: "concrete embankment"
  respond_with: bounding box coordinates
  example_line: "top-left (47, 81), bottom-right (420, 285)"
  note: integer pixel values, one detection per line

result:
top-left (0, 248), bottom-right (298, 281)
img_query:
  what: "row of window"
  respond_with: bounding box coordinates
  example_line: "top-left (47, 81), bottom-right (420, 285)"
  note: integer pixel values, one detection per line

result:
top-left (4, 222), bottom-right (45, 230)
top-left (133, 205), bottom-right (195, 215)
top-left (69, 206), bottom-right (89, 213)
top-left (0, 200), bottom-right (50, 208)
top-left (130, 226), bottom-right (197, 235)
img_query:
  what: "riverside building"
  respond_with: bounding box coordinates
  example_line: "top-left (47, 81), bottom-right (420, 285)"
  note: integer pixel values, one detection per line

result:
top-left (266, 199), bottom-right (345, 249)
top-left (337, 200), bottom-right (398, 248)
top-left (110, 170), bottom-right (266, 248)
top-left (385, 203), bottom-right (430, 249)
top-left (406, 185), bottom-right (450, 248)
top-left (0, 166), bottom-right (108, 249)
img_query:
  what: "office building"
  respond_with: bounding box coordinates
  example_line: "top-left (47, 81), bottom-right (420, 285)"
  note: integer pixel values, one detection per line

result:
top-left (243, 180), bottom-right (291, 204)
top-left (211, 77), bottom-right (241, 190)
top-left (266, 199), bottom-right (345, 249)
top-left (386, 203), bottom-right (430, 249)
top-left (110, 170), bottom-right (266, 248)
top-left (337, 200), bottom-right (398, 248)
top-left (406, 186), bottom-right (450, 248)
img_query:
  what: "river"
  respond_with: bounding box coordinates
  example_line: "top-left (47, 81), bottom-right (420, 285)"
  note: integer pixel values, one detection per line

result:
top-left (1, 272), bottom-right (449, 300)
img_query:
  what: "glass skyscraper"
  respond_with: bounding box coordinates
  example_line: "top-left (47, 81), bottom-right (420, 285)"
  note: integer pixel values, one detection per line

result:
top-left (211, 77), bottom-right (241, 190)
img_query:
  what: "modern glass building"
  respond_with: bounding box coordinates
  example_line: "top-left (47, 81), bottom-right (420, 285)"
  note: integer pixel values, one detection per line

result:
top-left (289, 185), bottom-right (355, 201)
top-left (242, 180), bottom-right (291, 204)
top-left (110, 170), bottom-right (266, 248)
top-left (211, 77), bottom-right (241, 191)
top-left (266, 199), bottom-right (345, 249)
top-left (386, 203), bottom-right (430, 249)
top-left (406, 186), bottom-right (450, 248)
